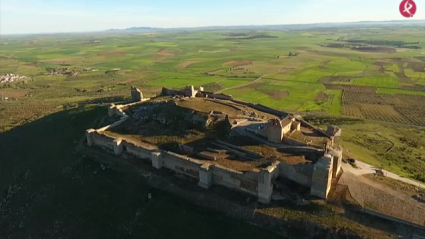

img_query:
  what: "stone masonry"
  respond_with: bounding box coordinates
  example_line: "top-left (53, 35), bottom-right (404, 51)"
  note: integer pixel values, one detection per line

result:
top-left (131, 86), bottom-right (143, 102)
top-left (86, 87), bottom-right (341, 203)
top-left (311, 154), bottom-right (334, 199)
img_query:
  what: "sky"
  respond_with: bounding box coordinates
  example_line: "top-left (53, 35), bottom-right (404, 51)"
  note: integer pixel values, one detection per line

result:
top-left (0, 0), bottom-right (424, 35)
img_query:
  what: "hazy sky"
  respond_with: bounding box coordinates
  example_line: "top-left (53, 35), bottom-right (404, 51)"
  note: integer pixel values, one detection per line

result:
top-left (1, 0), bottom-right (423, 34)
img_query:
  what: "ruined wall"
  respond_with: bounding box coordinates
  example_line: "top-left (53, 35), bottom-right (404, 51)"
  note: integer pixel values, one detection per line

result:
top-left (211, 166), bottom-right (245, 189)
top-left (266, 122), bottom-right (283, 143)
top-left (161, 87), bottom-right (183, 96)
top-left (279, 163), bottom-right (313, 187)
top-left (230, 100), bottom-right (288, 118)
top-left (183, 86), bottom-right (196, 97)
top-left (91, 131), bottom-right (115, 150)
top-left (131, 86), bottom-right (143, 102)
top-left (300, 119), bottom-right (329, 137)
top-left (327, 147), bottom-right (342, 178)
top-left (230, 99), bottom-right (331, 142)
top-left (207, 94), bottom-right (233, 100)
top-left (210, 165), bottom-right (259, 196)
top-left (257, 162), bottom-right (280, 203)
top-left (161, 86), bottom-right (204, 98)
top-left (291, 121), bottom-right (301, 131)
top-left (269, 161), bottom-right (281, 179)
top-left (86, 113), bottom-right (278, 203)
top-left (336, 156), bottom-right (342, 176)
top-left (281, 123), bottom-right (292, 135)
top-left (256, 104), bottom-right (288, 117)
top-left (122, 141), bottom-right (153, 159)
top-left (98, 116), bottom-right (129, 132)
top-left (282, 137), bottom-right (308, 147)
top-left (233, 100), bottom-right (284, 117)
top-left (162, 152), bottom-right (203, 178)
top-left (86, 94), bottom-right (336, 203)
top-left (87, 128), bottom-right (276, 201)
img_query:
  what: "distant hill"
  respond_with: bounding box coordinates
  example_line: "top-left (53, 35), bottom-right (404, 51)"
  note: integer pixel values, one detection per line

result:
top-left (106, 27), bottom-right (163, 32)
top-left (105, 20), bottom-right (425, 33)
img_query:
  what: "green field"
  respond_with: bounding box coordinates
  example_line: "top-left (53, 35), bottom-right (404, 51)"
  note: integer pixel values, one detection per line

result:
top-left (1, 24), bottom-right (425, 238)
top-left (1, 27), bottom-right (425, 113)
top-left (1, 26), bottom-right (425, 176)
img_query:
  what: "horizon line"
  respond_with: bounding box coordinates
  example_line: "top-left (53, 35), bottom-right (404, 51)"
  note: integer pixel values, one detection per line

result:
top-left (1, 19), bottom-right (425, 36)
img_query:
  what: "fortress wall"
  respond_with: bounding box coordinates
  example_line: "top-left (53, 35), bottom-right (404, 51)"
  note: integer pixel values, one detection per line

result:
top-left (108, 105), bottom-right (118, 117)
top-left (261, 162), bottom-right (280, 203)
top-left (122, 141), bottom-right (153, 159)
top-left (211, 165), bottom-right (257, 195)
top-left (103, 116), bottom-right (130, 131)
top-left (234, 171), bottom-right (259, 195)
top-left (279, 163), bottom-right (313, 187)
top-left (334, 154), bottom-right (342, 178)
top-left (87, 125), bottom-right (293, 203)
top-left (336, 156), bottom-right (342, 176)
top-left (161, 87), bottom-right (182, 96)
top-left (87, 99), bottom-right (339, 203)
top-left (299, 119), bottom-right (329, 137)
top-left (229, 99), bottom-right (289, 118)
top-left (230, 98), bottom-right (329, 139)
top-left (242, 171), bottom-right (262, 194)
top-left (283, 137), bottom-right (308, 147)
top-left (264, 161), bottom-right (280, 179)
top-left (254, 104), bottom-right (288, 117)
top-left (215, 140), bottom-right (263, 158)
top-left (91, 132), bottom-right (115, 150)
top-left (208, 94), bottom-right (233, 100)
top-left (116, 109), bottom-right (126, 117)
top-left (88, 123), bottom-right (265, 198)
top-left (230, 99), bottom-right (253, 107)
top-left (310, 155), bottom-right (333, 199)
top-left (162, 152), bottom-right (203, 178)
top-left (299, 119), bottom-right (317, 130)
top-left (98, 100), bottom-right (150, 132)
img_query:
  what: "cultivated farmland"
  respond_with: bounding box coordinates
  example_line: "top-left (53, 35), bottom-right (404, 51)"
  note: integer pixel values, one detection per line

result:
top-left (2, 23), bottom-right (425, 239)
top-left (1, 24), bottom-right (425, 181)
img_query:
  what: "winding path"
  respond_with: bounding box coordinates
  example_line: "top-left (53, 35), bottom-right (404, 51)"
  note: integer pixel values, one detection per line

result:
top-left (215, 75), bottom-right (267, 94)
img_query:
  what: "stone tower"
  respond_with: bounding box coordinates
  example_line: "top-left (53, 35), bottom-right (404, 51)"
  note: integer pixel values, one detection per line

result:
top-left (130, 86), bottom-right (143, 102)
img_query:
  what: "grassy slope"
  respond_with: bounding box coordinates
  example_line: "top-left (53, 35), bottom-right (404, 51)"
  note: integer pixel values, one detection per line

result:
top-left (342, 122), bottom-right (425, 179)
top-left (305, 116), bottom-right (425, 180)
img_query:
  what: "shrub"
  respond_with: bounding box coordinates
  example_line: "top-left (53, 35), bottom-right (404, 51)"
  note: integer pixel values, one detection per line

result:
top-left (413, 173), bottom-right (425, 183)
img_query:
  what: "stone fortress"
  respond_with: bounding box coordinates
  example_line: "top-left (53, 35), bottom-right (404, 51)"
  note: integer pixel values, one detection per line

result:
top-left (86, 86), bottom-right (344, 203)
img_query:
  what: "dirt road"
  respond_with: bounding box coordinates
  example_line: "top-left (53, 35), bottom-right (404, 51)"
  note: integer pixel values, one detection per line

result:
top-left (341, 160), bottom-right (425, 190)
top-left (215, 75), bottom-right (266, 94)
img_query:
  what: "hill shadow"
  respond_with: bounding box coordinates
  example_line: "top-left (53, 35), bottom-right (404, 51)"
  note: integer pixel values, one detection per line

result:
top-left (0, 106), bottom-right (283, 239)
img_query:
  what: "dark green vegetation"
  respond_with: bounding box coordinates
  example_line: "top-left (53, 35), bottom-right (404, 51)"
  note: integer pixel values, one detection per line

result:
top-left (0, 107), bottom-right (282, 238)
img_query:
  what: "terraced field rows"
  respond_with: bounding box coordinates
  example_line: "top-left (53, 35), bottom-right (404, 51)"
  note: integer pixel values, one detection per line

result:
top-left (341, 90), bottom-right (425, 126)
